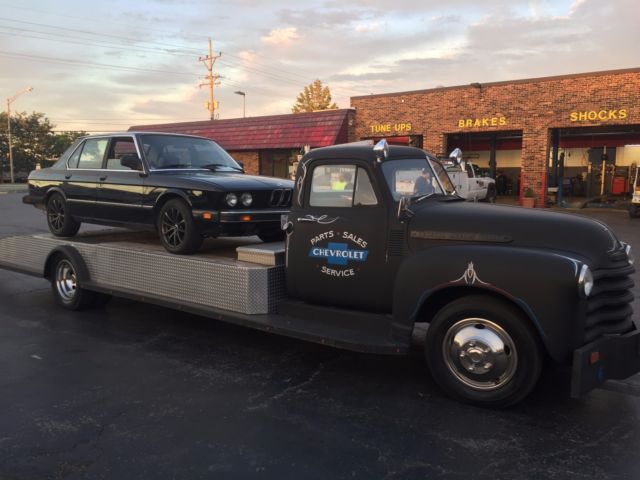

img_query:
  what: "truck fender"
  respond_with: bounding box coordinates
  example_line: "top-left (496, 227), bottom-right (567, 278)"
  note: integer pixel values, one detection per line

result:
top-left (392, 245), bottom-right (586, 362)
top-left (43, 245), bottom-right (91, 283)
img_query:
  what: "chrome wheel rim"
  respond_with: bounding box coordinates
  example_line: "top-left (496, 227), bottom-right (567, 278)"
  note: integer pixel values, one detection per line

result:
top-left (48, 197), bottom-right (65, 231)
top-left (161, 207), bottom-right (186, 247)
top-left (55, 259), bottom-right (77, 303)
top-left (442, 318), bottom-right (517, 391)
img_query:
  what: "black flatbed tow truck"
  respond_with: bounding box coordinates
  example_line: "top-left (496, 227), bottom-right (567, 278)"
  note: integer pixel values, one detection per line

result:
top-left (3, 140), bottom-right (640, 407)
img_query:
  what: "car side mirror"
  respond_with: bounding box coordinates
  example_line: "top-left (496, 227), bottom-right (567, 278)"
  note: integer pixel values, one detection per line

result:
top-left (120, 154), bottom-right (143, 171)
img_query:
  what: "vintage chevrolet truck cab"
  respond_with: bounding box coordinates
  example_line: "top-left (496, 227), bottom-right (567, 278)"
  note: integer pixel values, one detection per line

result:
top-left (1, 140), bottom-right (638, 407)
top-left (284, 140), bottom-right (638, 406)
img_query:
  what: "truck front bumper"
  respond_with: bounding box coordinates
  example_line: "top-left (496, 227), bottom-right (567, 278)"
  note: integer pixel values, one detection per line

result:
top-left (571, 329), bottom-right (640, 397)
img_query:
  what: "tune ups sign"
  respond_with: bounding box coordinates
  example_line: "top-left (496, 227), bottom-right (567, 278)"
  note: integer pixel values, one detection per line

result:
top-left (308, 230), bottom-right (369, 278)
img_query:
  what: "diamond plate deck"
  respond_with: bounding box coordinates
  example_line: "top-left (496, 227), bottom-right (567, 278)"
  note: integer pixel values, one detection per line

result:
top-left (0, 232), bottom-right (286, 314)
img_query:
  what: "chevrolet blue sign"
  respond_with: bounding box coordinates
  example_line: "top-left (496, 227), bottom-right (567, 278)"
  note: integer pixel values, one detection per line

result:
top-left (308, 242), bottom-right (369, 266)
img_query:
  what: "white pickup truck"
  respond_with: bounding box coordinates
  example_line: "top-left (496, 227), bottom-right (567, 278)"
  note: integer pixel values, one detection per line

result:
top-left (444, 148), bottom-right (497, 203)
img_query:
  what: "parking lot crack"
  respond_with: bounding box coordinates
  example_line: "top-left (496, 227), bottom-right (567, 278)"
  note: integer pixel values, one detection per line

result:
top-left (246, 363), bottom-right (324, 411)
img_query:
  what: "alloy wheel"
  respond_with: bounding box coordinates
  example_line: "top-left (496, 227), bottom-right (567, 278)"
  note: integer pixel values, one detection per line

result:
top-left (161, 207), bottom-right (187, 247)
top-left (48, 197), bottom-right (65, 231)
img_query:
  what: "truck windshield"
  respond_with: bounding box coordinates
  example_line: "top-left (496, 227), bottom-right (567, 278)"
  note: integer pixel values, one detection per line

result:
top-left (140, 134), bottom-right (243, 172)
top-left (381, 159), bottom-right (452, 200)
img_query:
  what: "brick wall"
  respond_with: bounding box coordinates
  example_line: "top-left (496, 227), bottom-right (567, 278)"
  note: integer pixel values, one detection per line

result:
top-left (229, 150), bottom-right (259, 175)
top-left (351, 68), bottom-right (640, 206)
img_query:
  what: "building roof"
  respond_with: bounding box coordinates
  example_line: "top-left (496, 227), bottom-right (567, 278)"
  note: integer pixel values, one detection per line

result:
top-left (350, 67), bottom-right (640, 100)
top-left (129, 109), bottom-right (354, 151)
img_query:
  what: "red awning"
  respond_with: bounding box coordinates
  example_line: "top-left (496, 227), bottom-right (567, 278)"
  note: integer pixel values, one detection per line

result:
top-left (129, 109), bottom-right (354, 151)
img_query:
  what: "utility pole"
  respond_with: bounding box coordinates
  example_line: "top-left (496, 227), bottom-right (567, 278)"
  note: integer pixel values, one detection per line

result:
top-left (199, 38), bottom-right (221, 120)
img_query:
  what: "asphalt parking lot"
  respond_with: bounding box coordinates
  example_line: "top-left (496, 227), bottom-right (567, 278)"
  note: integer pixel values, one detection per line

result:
top-left (2, 191), bottom-right (640, 479)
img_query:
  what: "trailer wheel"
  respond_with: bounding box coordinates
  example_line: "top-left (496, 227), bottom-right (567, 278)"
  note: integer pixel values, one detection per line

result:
top-left (629, 205), bottom-right (637, 218)
top-left (50, 255), bottom-right (109, 310)
top-left (46, 193), bottom-right (81, 237)
top-left (157, 199), bottom-right (203, 254)
top-left (425, 295), bottom-right (543, 408)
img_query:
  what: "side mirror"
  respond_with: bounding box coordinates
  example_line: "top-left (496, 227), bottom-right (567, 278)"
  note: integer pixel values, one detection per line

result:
top-left (120, 154), bottom-right (143, 171)
top-left (397, 195), bottom-right (414, 222)
top-left (449, 148), bottom-right (463, 164)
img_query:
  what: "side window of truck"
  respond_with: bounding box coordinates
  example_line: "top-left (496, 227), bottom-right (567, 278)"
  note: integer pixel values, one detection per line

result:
top-left (309, 165), bottom-right (377, 207)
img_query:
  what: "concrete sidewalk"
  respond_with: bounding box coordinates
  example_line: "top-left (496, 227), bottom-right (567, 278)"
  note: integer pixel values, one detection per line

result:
top-left (0, 183), bottom-right (28, 194)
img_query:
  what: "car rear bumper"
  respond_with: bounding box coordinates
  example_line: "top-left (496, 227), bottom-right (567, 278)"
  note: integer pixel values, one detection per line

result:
top-left (571, 328), bottom-right (640, 397)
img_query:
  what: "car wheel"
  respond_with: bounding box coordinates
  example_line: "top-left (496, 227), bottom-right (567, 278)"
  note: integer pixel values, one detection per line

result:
top-left (258, 228), bottom-right (285, 243)
top-left (46, 193), bottom-right (81, 237)
top-left (486, 185), bottom-right (497, 204)
top-left (50, 254), bottom-right (109, 310)
top-left (629, 205), bottom-right (637, 218)
top-left (425, 295), bottom-right (543, 408)
top-left (157, 199), bottom-right (203, 254)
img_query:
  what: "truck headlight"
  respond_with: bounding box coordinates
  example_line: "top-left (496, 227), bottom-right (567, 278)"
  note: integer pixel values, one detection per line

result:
top-left (241, 192), bottom-right (253, 207)
top-left (625, 244), bottom-right (635, 266)
top-left (225, 193), bottom-right (238, 207)
top-left (578, 264), bottom-right (594, 298)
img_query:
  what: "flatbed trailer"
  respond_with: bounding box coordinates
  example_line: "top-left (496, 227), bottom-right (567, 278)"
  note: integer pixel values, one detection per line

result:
top-left (0, 231), bottom-right (407, 355)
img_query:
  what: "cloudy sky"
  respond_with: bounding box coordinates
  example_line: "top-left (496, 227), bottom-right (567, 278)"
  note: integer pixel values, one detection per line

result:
top-left (0, 0), bottom-right (637, 131)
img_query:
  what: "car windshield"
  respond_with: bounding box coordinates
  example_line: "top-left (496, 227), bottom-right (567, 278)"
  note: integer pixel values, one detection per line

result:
top-left (381, 158), bottom-right (454, 201)
top-left (140, 134), bottom-right (242, 172)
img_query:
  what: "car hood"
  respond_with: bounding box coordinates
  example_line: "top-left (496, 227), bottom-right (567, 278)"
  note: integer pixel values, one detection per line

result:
top-left (154, 171), bottom-right (294, 190)
top-left (407, 200), bottom-right (620, 266)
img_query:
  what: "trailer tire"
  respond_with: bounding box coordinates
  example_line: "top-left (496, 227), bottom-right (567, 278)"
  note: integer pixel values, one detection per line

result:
top-left (50, 254), bottom-right (109, 310)
top-left (46, 193), bottom-right (81, 237)
top-left (157, 199), bottom-right (203, 254)
top-left (425, 295), bottom-right (543, 408)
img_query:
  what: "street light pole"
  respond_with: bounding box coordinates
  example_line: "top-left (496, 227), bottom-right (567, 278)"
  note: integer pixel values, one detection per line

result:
top-left (6, 86), bottom-right (33, 184)
top-left (234, 91), bottom-right (246, 118)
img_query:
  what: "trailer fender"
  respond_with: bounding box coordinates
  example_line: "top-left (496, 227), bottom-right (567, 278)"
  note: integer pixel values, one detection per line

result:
top-left (44, 245), bottom-right (91, 283)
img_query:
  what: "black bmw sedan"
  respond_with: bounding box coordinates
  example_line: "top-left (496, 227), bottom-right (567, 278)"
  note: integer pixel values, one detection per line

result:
top-left (23, 133), bottom-right (293, 254)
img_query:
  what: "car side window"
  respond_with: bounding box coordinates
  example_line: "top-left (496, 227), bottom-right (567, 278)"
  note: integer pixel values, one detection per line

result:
top-left (66, 144), bottom-right (82, 168)
top-left (76, 138), bottom-right (108, 169)
top-left (309, 165), bottom-right (377, 207)
top-left (105, 138), bottom-right (139, 170)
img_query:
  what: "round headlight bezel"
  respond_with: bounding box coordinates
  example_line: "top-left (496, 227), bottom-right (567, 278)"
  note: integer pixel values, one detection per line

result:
top-left (225, 193), bottom-right (238, 207)
top-left (241, 192), bottom-right (253, 207)
top-left (578, 264), bottom-right (594, 298)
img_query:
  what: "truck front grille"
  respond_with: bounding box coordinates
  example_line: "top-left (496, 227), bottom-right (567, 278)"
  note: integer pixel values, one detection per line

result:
top-left (584, 263), bottom-right (635, 343)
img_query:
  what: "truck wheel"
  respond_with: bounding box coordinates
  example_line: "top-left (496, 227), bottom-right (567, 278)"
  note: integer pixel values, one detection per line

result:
top-left (157, 199), bottom-right (203, 254)
top-left (46, 193), bottom-right (81, 237)
top-left (50, 254), bottom-right (109, 310)
top-left (425, 295), bottom-right (543, 408)
top-left (629, 205), bottom-right (637, 218)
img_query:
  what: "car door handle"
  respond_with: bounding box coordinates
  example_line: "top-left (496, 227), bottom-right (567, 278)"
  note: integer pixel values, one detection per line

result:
top-left (64, 173), bottom-right (72, 179)
top-left (99, 175), bottom-right (107, 181)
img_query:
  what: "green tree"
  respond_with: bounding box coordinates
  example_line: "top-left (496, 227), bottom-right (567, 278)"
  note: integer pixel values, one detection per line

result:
top-left (292, 79), bottom-right (338, 113)
top-left (0, 111), bottom-right (86, 181)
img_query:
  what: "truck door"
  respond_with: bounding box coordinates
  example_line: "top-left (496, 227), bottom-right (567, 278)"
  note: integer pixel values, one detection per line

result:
top-left (287, 161), bottom-right (390, 311)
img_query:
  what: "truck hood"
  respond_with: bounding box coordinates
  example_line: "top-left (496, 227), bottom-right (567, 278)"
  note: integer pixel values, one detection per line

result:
top-left (408, 200), bottom-right (620, 266)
